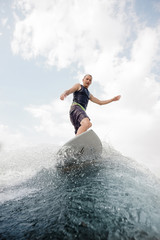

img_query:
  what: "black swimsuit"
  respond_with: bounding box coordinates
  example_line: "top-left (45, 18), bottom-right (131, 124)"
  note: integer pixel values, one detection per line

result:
top-left (70, 85), bottom-right (91, 134)
top-left (73, 85), bottom-right (90, 110)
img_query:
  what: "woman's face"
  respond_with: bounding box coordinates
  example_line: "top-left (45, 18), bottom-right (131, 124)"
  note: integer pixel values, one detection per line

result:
top-left (83, 75), bottom-right (92, 88)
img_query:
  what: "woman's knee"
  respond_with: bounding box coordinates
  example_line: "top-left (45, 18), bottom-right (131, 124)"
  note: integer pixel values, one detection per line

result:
top-left (81, 118), bottom-right (92, 129)
top-left (88, 121), bottom-right (92, 128)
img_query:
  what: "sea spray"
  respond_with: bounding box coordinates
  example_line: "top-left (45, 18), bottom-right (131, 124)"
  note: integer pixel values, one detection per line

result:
top-left (0, 143), bottom-right (160, 239)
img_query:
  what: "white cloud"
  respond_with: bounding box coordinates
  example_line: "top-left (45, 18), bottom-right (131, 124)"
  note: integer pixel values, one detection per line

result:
top-left (11, 0), bottom-right (132, 68)
top-left (1, 18), bottom-right (8, 27)
top-left (25, 98), bottom-right (74, 144)
top-left (0, 124), bottom-right (27, 150)
top-left (11, 0), bottom-right (160, 176)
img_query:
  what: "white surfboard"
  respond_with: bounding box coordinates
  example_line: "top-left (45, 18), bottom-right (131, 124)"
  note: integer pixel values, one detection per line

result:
top-left (57, 129), bottom-right (102, 161)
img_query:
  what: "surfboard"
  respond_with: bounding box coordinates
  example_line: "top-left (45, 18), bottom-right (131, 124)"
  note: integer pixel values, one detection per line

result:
top-left (57, 129), bottom-right (102, 161)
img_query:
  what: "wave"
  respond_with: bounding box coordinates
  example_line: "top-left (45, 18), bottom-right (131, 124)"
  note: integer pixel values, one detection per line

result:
top-left (0, 143), bottom-right (160, 239)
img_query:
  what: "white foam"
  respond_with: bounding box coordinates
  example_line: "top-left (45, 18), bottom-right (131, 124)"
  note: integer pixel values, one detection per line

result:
top-left (0, 145), bottom-right (58, 189)
top-left (0, 187), bottom-right (37, 204)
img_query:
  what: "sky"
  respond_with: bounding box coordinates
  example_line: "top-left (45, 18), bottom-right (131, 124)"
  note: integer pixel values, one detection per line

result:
top-left (0, 0), bottom-right (160, 176)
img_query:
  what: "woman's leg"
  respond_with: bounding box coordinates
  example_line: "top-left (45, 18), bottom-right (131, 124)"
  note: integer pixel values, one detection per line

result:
top-left (76, 117), bottom-right (92, 135)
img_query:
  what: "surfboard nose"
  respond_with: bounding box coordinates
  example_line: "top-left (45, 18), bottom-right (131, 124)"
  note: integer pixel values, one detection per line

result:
top-left (57, 129), bottom-right (102, 164)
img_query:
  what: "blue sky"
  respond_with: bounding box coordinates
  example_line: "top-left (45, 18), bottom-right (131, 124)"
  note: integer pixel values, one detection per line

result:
top-left (0, 0), bottom-right (160, 176)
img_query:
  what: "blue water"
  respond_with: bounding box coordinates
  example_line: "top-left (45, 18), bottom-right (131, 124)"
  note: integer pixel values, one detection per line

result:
top-left (0, 144), bottom-right (160, 240)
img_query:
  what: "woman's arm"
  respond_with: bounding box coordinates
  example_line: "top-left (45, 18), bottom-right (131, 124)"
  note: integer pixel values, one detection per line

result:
top-left (90, 94), bottom-right (121, 105)
top-left (60, 83), bottom-right (81, 100)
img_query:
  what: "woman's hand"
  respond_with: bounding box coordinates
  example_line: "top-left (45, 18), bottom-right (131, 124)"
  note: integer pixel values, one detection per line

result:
top-left (60, 92), bottom-right (67, 100)
top-left (112, 95), bottom-right (121, 101)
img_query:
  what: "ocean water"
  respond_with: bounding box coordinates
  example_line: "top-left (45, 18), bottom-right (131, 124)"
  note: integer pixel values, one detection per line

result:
top-left (0, 144), bottom-right (160, 240)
